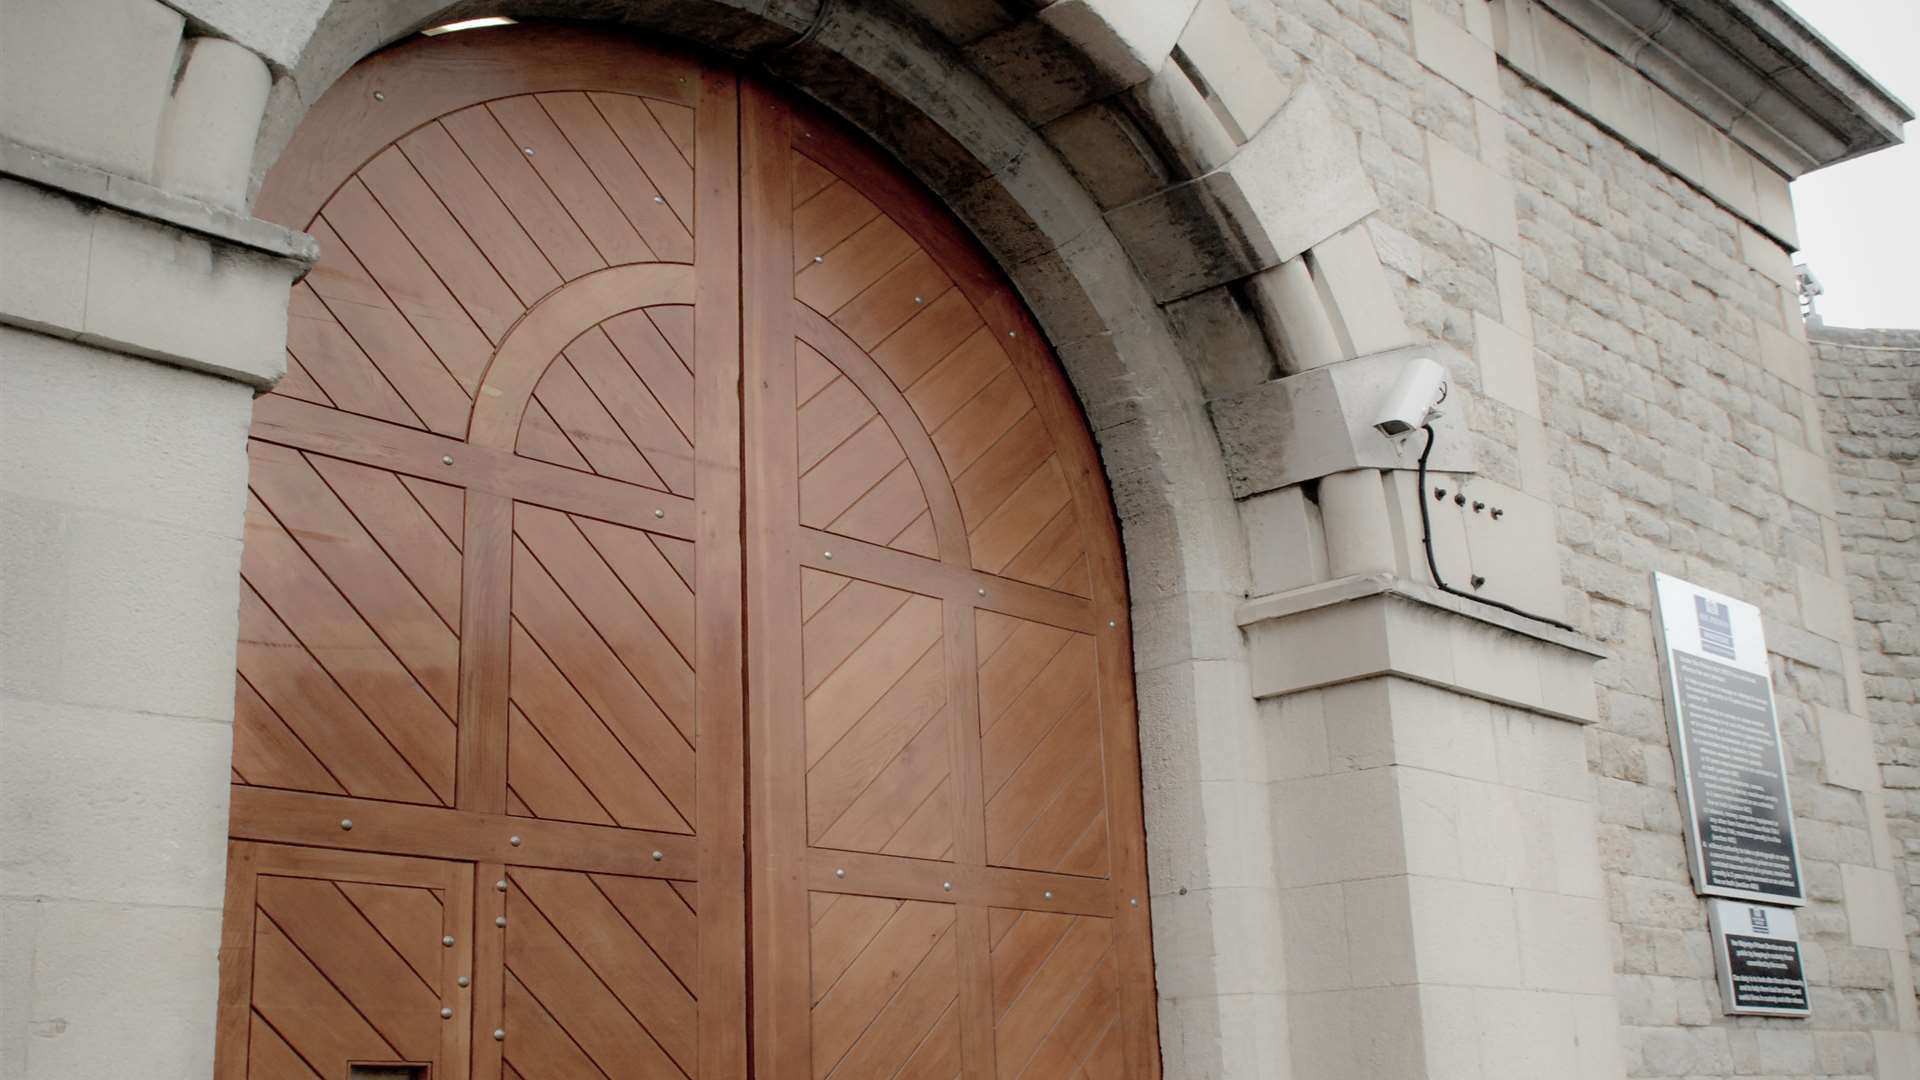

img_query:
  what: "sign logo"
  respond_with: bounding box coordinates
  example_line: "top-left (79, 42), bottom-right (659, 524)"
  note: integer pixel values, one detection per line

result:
top-left (1749, 907), bottom-right (1769, 934)
top-left (1696, 595), bottom-right (1736, 660)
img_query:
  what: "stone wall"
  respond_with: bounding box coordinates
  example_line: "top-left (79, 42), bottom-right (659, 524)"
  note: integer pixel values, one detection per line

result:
top-left (1814, 325), bottom-right (1920, 1007)
top-left (1223, 0), bottom-right (1917, 1075)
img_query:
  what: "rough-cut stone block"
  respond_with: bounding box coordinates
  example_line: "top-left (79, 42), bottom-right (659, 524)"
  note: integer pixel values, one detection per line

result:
top-left (1427, 132), bottom-right (1519, 252)
top-left (0, 0), bottom-right (182, 180)
top-left (1312, 225), bottom-right (1413, 359)
top-left (1174, 0), bottom-right (1288, 141)
top-left (1108, 78), bottom-right (1378, 300)
top-left (1412, 0), bottom-right (1501, 103)
top-left (967, 0), bottom-right (1198, 124)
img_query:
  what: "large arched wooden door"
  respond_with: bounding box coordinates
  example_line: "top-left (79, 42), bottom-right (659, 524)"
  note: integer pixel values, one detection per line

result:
top-left (218, 25), bottom-right (1155, 1080)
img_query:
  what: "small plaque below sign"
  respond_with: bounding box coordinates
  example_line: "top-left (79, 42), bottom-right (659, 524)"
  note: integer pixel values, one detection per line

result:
top-left (1708, 900), bottom-right (1810, 1017)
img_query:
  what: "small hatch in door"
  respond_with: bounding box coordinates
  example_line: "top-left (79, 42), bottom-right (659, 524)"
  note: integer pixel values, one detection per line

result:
top-left (348, 1065), bottom-right (428, 1080)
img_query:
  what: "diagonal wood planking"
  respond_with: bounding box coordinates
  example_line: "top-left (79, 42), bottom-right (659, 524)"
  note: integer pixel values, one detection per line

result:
top-left (989, 910), bottom-right (1123, 1080)
top-left (505, 867), bottom-right (698, 1079)
top-left (802, 573), bottom-right (954, 860)
top-left (809, 896), bottom-right (961, 1080)
top-left (977, 611), bottom-right (1110, 878)
top-left (796, 343), bottom-right (938, 556)
top-left (789, 149), bottom-right (1092, 599)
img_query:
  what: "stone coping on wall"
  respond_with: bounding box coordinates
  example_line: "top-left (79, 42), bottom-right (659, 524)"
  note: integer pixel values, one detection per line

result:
top-left (0, 137), bottom-right (318, 265)
top-left (1238, 572), bottom-right (1606, 723)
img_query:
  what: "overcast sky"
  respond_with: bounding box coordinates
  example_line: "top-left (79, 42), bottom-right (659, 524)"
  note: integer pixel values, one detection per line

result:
top-left (1783, 0), bottom-right (1919, 328)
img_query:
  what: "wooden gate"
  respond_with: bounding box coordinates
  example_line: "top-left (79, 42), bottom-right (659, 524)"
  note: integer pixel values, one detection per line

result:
top-left (219, 25), bottom-right (1155, 1080)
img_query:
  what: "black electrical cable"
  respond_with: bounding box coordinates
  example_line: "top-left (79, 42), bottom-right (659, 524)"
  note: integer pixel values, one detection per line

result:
top-left (1416, 423), bottom-right (1577, 633)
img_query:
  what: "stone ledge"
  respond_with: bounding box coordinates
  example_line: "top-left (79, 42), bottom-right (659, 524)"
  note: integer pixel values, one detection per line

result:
top-left (1237, 573), bottom-right (1605, 723)
top-left (0, 137), bottom-right (318, 265)
top-left (0, 159), bottom-right (309, 389)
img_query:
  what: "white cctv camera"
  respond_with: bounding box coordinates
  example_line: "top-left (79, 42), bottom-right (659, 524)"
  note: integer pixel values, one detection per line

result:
top-left (1374, 355), bottom-right (1448, 437)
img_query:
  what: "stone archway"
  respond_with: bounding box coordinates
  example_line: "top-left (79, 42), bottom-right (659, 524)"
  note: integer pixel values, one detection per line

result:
top-left (243, 8), bottom-right (1335, 1075)
top-left (1, 3), bottom-right (1438, 1076)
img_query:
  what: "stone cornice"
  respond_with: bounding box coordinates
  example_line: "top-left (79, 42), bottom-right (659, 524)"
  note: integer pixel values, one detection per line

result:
top-left (1537, 0), bottom-right (1911, 174)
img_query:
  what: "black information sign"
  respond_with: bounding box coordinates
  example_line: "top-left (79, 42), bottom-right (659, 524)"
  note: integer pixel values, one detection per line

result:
top-left (1724, 934), bottom-right (1809, 1011)
top-left (1653, 572), bottom-right (1805, 906)
top-left (1672, 650), bottom-right (1802, 900)
top-left (1709, 900), bottom-right (1811, 1016)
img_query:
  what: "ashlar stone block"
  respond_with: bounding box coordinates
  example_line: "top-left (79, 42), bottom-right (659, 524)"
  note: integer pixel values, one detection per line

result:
top-left (0, 0), bottom-right (183, 180)
top-left (1173, 0), bottom-right (1288, 142)
top-left (1411, 0), bottom-right (1501, 104)
top-left (1107, 78), bottom-right (1379, 301)
top-left (1816, 705), bottom-right (1879, 792)
top-left (1041, 100), bottom-right (1169, 210)
top-left (154, 37), bottom-right (273, 209)
top-left (968, 0), bottom-right (1199, 124)
top-left (1427, 131), bottom-right (1520, 252)
top-left (1311, 225), bottom-right (1414, 359)
top-left (1474, 311), bottom-right (1540, 416)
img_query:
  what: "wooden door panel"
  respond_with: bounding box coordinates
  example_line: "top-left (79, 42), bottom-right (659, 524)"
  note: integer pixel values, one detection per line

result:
top-left (235, 27), bottom-right (1151, 1080)
top-left (989, 910), bottom-right (1123, 1080)
top-left (802, 573), bottom-right (953, 859)
top-left (231, 28), bottom-right (745, 1080)
top-left (750, 91), bottom-right (1158, 1080)
top-left (978, 612), bottom-right (1109, 878)
top-left (501, 866), bottom-right (698, 1078)
top-left (809, 895), bottom-right (960, 1080)
top-left (218, 843), bottom-right (473, 1080)
top-left (235, 444), bottom-right (461, 805)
